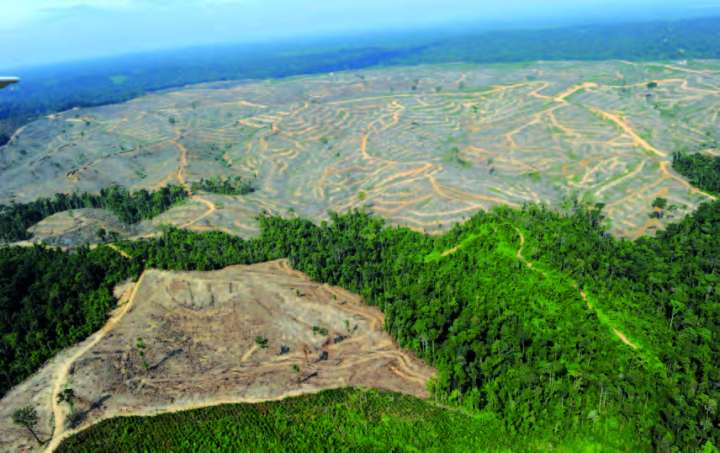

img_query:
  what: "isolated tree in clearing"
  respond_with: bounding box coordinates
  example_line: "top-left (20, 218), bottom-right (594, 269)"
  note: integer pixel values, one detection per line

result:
top-left (652, 197), bottom-right (668, 210)
top-left (57, 388), bottom-right (76, 412)
top-left (651, 197), bottom-right (669, 218)
top-left (12, 406), bottom-right (43, 445)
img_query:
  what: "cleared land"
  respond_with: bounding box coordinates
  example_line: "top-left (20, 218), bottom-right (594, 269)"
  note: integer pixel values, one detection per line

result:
top-left (0, 260), bottom-right (433, 452)
top-left (1, 61), bottom-right (719, 240)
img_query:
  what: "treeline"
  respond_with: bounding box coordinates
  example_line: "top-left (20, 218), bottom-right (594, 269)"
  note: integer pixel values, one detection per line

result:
top-left (673, 152), bottom-right (720, 195)
top-left (191, 176), bottom-right (255, 196)
top-left (4, 199), bottom-right (720, 449)
top-left (0, 185), bottom-right (188, 242)
top-left (0, 245), bottom-right (140, 395)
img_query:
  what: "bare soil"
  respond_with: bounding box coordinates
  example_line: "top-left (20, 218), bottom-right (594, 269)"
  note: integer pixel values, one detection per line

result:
top-left (0, 261), bottom-right (434, 452)
top-left (3, 61), bottom-right (719, 242)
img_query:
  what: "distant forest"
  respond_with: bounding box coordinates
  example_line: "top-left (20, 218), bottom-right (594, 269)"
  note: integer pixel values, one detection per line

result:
top-left (1, 16), bottom-right (720, 144)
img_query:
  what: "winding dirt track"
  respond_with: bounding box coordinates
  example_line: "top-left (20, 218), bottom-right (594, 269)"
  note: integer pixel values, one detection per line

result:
top-left (171, 128), bottom-right (220, 230)
top-left (179, 196), bottom-right (217, 229)
top-left (44, 272), bottom-right (148, 453)
top-left (591, 108), bottom-right (667, 158)
top-left (435, 226), bottom-right (640, 351)
top-left (4, 63), bottom-right (718, 241)
top-left (173, 135), bottom-right (190, 190)
top-left (106, 244), bottom-right (131, 259)
top-left (512, 227), bottom-right (639, 350)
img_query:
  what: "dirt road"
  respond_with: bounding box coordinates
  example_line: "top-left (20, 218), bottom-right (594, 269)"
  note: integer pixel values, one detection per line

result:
top-left (44, 272), bottom-right (147, 453)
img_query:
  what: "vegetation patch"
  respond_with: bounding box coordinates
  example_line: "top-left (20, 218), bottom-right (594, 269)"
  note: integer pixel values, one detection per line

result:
top-left (442, 146), bottom-right (471, 168)
top-left (3, 194), bottom-right (720, 449)
top-left (0, 244), bottom-right (140, 395)
top-left (672, 152), bottom-right (720, 195)
top-left (0, 185), bottom-right (188, 243)
top-left (191, 176), bottom-right (256, 196)
top-left (57, 388), bottom-right (504, 452)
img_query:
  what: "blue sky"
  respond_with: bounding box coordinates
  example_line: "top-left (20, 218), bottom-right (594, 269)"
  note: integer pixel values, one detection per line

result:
top-left (2, 0), bottom-right (720, 68)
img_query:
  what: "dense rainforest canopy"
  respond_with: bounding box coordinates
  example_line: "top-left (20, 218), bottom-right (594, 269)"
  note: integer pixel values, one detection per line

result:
top-left (673, 152), bottom-right (720, 196)
top-left (2, 202), bottom-right (719, 449)
top-left (0, 245), bottom-right (140, 393)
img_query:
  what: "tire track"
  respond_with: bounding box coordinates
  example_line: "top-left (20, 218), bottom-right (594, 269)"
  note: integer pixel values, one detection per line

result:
top-left (45, 271), bottom-right (148, 453)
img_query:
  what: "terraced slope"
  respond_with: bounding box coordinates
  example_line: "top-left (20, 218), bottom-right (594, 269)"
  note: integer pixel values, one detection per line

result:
top-left (1, 61), bottom-right (719, 239)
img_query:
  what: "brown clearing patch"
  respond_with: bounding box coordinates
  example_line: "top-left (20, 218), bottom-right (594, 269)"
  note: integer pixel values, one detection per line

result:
top-left (0, 260), bottom-right (434, 453)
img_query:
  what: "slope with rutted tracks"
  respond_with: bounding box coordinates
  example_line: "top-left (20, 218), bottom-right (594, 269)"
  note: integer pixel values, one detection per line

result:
top-left (2, 61), bottom-right (719, 242)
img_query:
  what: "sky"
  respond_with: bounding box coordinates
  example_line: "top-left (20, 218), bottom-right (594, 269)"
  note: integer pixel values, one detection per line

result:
top-left (2, 0), bottom-right (720, 69)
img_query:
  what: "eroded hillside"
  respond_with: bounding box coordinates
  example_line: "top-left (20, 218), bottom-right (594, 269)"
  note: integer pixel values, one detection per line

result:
top-left (1, 61), bottom-right (718, 241)
top-left (0, 260), bottom-right (433, 452)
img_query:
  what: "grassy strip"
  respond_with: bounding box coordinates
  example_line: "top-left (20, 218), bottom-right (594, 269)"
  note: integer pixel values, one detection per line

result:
top-left (57, 388), bottom-right (505, 452)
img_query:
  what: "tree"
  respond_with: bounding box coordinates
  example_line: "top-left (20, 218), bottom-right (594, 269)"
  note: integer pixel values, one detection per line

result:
top-left (12, 406), bottom-right (43, 445)
top-left (57, 388), bottom-right (76, 411)
top-left (651, 197), bottom-right (668, 218)
top-left (136, 337), bottom-right (149, 371)
top-left (255, 336), bottom-right (269, 348)
top-left (652, 197), bottom-right (668, 210)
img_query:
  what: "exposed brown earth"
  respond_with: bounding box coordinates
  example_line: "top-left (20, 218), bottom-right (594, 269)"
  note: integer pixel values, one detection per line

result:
top-left (0, 261), bottom-right (434, 452)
